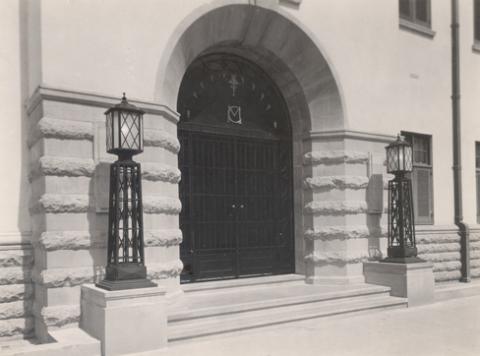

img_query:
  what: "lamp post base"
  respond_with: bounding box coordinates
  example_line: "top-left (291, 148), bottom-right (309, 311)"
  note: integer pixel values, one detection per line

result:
top-left (364, 261), bottom-right (434, 307)
top-left (96, 278), bottom-right (157, 291)
top-left (96, 263), bottom-right (157, 291)
top-left (81, 284), bottom-right (167, 355)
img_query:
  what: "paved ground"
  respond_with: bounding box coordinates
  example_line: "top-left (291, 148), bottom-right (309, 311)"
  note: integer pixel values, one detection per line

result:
top-left (138, 295), bottom-right (480, 356)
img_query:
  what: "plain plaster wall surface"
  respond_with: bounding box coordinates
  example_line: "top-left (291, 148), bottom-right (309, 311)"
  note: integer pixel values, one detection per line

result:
top-left (0, 0), bottom-right (31, 239)
top-left (33, 0), bottom-right (480, 226)
top-left (459, 0), bottom-right (480, 224)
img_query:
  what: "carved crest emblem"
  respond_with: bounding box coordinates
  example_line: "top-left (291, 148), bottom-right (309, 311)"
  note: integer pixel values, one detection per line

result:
top-left (227, 105), bottom-right (242, 124)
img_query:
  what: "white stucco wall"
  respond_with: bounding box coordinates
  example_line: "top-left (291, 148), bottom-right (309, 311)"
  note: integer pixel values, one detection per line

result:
top-left (460, 0), bottom-right (480, 224)
top-left (0, 0), bottom-right (31, 240)
top-left (2, 0), bottom-right (480, 235)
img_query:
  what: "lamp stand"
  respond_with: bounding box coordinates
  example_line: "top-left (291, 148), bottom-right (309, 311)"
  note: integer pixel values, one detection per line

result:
top-left (97, 157), bottom-right (156, 290)
top-left (383, 173), bottom-right (423, 263)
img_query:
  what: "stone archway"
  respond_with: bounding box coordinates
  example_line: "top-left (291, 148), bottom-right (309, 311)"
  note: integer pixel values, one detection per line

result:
top-left (155, 2), bottom-right (346, 279)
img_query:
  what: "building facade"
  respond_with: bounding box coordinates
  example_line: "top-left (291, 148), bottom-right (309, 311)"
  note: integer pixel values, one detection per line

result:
top-left (0, 0), bottom-right (480, 346)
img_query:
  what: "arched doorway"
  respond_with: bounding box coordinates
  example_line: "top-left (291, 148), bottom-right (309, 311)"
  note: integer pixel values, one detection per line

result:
top-left (177, 53), bottom-right (294, 283)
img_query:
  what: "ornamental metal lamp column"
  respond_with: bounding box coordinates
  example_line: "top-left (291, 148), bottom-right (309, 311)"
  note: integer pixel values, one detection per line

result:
top-left (383, 134), bottom-right (423, 263)
top-left (97, 93), bottom-right (156, 290)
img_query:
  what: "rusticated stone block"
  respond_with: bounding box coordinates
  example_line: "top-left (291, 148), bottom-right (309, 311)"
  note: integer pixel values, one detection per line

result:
top-left (32, 194), bottom-right (90, 214)
top-left (304, 175), bottom-right (369, 191)
top-left (0, 268), bottom-right (31, 285)
top-left (142, 163), bottom-right (181, 183)
top-left (0, 301), bottom-right (32, 320)
top-left (303, 150), bottom-right (369, 166)
top-left (0, 250), bottom-right (33, 268)
top-left (418, 252), bottom-right (461, 263)
top-left (144, 130), bottom-right (180, 153)
top-left (32, 267), bottom-right (98, 288)
top-left (35, 304), bottom-right (80, 327)
top-left (148, 260), bottom-right (183, 279)
top-left (0, 317), bottom-right (34, 337)
top-left (417, 242), bottom-right (461, 254)
top-left (304, 200), bottom-right (367, 215)
top-left (35, 231), bottom-right (105, 251)
top-left (304, 225), bottom-right (384, 241)
top-left (305, 251), bottom-right (370, 265)
top-left (143, 197), bottom-right (182, 214)
top-left (144, 229), bottom-right (183, 247)
top-left (30, 156), bottom-right (95, 180)
top-left (28, 117), bottom-right (93, 147)
top-left (0, 284), bottom-right (34, 303)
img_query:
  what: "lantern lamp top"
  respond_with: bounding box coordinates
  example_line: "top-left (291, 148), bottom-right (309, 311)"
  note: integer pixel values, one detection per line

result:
top-left (385, 134), bottom-right (413, 175)
top-left (104, 93), bottom-right (145, 115)
top-left (386, 134), bottom-right (410, 150)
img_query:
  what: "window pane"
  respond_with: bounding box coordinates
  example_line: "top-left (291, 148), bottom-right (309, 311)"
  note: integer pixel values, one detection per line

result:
top-left (475, 0), bottom-right (480, 41)
top-left (477, 172), bottom-right (480, 222)
top-left (399, 0), bottom-right (411, 19)
top-left (412, 135), bottom-right (430, 165)
top-left (477, 173), bottom-right (480, 221)
top-left (415, 0), bottom-right (430, 24)
top-left (476, 143), bottom-right (480, 168)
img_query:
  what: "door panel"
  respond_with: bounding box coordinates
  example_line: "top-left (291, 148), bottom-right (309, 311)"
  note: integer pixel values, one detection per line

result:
top-left (177, 53), bottom-right (294, 283)
top-left (179, 131), bottom-right (293, 282)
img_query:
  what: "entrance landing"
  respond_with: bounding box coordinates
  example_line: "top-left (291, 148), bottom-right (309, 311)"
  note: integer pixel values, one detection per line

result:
top-left (169, 274), bottom-right (406, 342)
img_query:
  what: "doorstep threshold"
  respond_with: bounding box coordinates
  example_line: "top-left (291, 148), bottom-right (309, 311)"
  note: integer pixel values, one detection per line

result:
top-left (181, 274), bottom-right (304, 293)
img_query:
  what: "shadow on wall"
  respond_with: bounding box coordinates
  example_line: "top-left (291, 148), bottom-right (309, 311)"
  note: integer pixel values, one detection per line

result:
top-left (18, 0), bottom-right (31, 240)
top-left (15, 0), bottom-right (35, 339)
top-left (366, 174), bottom-right (385, 260)
top-left (302, 139), bottom-right (314, 264)
top-left (87, 164), bottom-right (109, 285)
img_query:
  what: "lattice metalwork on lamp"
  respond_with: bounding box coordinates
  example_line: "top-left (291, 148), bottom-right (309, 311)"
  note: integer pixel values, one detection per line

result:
top-left (97, 93), bottom-right (156, 290)
top-left (384, 134), bottom-right (422, 263)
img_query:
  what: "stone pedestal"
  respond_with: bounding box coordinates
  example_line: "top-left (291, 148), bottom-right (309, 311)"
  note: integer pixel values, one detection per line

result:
top-left (80, 284), bottom-right (167, 356)
top-left (363, 261), bottom-right (434, 307)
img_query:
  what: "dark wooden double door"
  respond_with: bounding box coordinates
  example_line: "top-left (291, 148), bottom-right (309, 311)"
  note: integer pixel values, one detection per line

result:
top-left (179, 130), bottom-right (294, 282)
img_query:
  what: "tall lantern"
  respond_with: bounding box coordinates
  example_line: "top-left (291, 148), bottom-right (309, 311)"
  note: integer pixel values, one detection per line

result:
top-left (97, 93), bottom-right (156, 290)
top-left (384, 134), bottom-right (421, 262)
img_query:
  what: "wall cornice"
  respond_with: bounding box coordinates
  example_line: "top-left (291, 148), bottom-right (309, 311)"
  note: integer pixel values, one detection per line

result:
top-left (304, 129), bottom-right (395, 143)
top-left (26, 85), bottom-right (179, 123)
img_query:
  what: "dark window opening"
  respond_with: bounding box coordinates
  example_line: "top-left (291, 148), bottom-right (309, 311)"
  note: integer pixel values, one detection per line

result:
top-left (403, 132), bottom-right (433, 224)
top-left (475, 0), bottom-right (480, 43)
top-left (399, 0), bottom-right (431, 28)
top-left (476, 143), bottom-right (480, 223)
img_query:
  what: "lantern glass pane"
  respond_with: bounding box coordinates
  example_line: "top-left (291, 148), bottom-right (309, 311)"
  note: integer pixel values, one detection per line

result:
top-left (398, 146), bottom-right (405, 171)
top-left (404, 145), bottom-right (413, 171)
top-left (139, 116), bottom-right (144, 151)
top-left (120, 112), bottom-right (140, 150)
top-left (113, 111), bottom-right (119, 149)
top-left (387, 146), bottom-right (398, 173)
top-left (106, 113), bottom-right (113, 151)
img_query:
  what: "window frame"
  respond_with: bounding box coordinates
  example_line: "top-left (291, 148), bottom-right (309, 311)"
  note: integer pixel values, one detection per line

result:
top-left (476, 142), bottom-right (480, 223)
top-left (399, 0), bottom-right (435, 38)
top-left (402, 131), bottom-right (434, 225)
top-left (473, 0), bottom-right (480, 52)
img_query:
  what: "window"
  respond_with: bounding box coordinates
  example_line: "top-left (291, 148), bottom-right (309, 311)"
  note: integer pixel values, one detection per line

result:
top-left (399, 0), bottom-right (435, 37)
top-left (476, 143), bottom-right (480, 222)
top-left (403, 132), bottom-right (434, 224)
top-left (475, 0), bottom-right (480, 44)
top-left (400, 0), bottom-right (431, 26)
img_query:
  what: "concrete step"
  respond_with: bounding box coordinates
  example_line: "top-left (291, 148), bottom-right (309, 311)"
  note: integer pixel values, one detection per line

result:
top-left (170, 284), bottom-right (391, 322)
top-left (181, 274), bottom-right (305, 294)
top-left (168, 293), bottom-right (406, 342)
top-left (0, 328), bottom-right (101, 356)
top-left (435, 279), bottom-right (480, 302)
